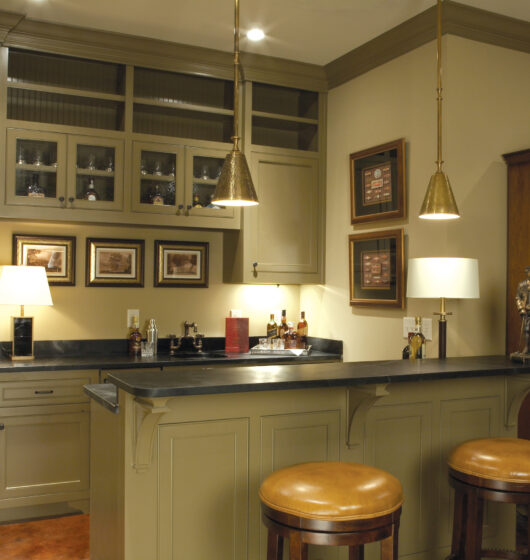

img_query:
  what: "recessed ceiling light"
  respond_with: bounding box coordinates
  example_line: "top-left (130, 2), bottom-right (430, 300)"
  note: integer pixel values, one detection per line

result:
top-left (247, 28), bottom-right (265, 42)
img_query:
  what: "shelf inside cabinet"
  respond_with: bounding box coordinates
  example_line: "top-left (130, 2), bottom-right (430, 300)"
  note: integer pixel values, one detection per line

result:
top-left (133, 104), bottom-right (233, 143)
top-left (17, 163), bottom-right (58, 173)
top-left (140, 172), bottom-right (175, 182)
top-left (252, 83), bottom-right (318, 120)
top-left (252, 115), bottom-right (318, 152)
top-left (8, 49), bottom-right (125, 95)
top-left (76, 169), bottom-right (115, 178)
top-left (134, 67), bottom-right (233, 111)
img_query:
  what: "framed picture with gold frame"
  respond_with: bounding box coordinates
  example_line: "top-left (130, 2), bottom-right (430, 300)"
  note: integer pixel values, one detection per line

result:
top-left (13, 234), bottom-right (76, 286)
top-left (349, 228), bottom-right (404, 307)
top-left (154, 240), bottom-right (208, 288)
top-left (86, 238), bottom-right (144, 287)
top-left (350, 138), bottom-right (406, 224)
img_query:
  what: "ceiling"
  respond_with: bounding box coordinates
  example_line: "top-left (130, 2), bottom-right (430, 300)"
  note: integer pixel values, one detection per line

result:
top-left (2, 0), bottom-right (529, 66)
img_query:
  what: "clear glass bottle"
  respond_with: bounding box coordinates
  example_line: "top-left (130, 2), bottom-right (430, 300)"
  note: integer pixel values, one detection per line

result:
top-left (285, 322), bottom-right (297, 349)
top-left (27, 174), bottom-right (45, 198)
top-left (150, 185), bottom-right (165, 205)
top-left (296, 311), bottom-right (308, 349)
top-left (267, 313), bottom-right (277, 339)
top-left (83, 178), bottom-right (100, 201)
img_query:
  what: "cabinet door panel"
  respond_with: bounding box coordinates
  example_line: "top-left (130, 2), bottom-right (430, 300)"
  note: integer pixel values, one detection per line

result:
top-left (158, 418), bottom-right (249, 560)
top-left (250, 152), bottom-right (319, 274)
top-left (259, 410), bottom-right (340, 560)
top-left (0, 408), bottom-right (89, 500)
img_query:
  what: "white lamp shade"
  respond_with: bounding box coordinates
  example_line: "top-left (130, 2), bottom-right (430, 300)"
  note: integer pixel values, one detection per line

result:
top-left (407, 258), bottom-right (479, 299)
top-left (0, 266), bottom-right (53, 307)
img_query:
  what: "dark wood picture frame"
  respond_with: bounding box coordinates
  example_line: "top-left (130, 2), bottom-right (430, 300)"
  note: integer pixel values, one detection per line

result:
top-left (86, 238), bottom-right (144, 287)
top-left (154, 240), bottom-right (209, 288)
top-left (350, 138), bottom-right (406, 224)
top-left (349, 228), bottom-right (404, 308)
top-left (13, 233), bottom-right (76, 286)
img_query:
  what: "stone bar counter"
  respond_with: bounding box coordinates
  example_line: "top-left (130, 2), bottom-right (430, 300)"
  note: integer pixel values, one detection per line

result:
top-left (85, 356), bottom-right (530, 560)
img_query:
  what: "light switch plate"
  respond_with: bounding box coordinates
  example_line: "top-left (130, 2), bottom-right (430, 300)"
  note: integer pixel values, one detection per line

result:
top-left (403, 317), bottom-right (433, 340)
top-left (127, 309), bottom-right (140, 328)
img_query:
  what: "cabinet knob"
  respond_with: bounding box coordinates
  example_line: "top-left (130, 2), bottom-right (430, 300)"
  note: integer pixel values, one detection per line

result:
top-left (177, 204), bottom-right (184, 216)
top-left (35, 389), bottom-right (54, 395)
top-left (68, 196), bottom-right (75, 204)
top-left (0, 423), bottom-right (4, 430)
top-left (252, 262), bottom-right (258, 278)
top-left (186, 204), bottom-right (192, 216)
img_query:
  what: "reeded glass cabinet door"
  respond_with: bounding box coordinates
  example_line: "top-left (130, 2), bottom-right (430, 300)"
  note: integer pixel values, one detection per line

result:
top-left (66, 135), bottom-right (124, 211)
top-left (185, 146), bottom-right (235, 219)
top-left (131, 141), bottom-right (184, 215)
top-left (6, 129), bottom-right (67, 207)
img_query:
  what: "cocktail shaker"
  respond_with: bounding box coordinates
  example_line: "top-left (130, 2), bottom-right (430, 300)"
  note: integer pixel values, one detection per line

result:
top-left (146, 318), bottom-right (158, 355)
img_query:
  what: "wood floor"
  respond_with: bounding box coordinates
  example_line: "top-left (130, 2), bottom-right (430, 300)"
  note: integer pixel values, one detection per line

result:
top-left (0, 514), bottom-right (89, 560)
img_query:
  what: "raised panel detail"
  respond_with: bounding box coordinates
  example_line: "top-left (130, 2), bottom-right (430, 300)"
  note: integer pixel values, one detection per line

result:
top-left (158, 418), bottom-right (249, 560)
top-left (365, 402), bottom-right (433, 557)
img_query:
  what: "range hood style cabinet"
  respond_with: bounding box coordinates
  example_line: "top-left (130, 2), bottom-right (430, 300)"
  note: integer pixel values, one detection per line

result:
top-left (0, 45), bottom-right (325, 284)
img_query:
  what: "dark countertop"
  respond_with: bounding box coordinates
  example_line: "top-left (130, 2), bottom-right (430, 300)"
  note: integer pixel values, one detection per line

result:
top-left (102, 355), bottom-right (530, 399)
top-left (0, 349), bottom-right (339, 374)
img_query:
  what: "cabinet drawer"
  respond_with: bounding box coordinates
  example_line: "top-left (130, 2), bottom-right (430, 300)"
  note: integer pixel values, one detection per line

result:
top-left (0, 374), bottom-right (94, 407)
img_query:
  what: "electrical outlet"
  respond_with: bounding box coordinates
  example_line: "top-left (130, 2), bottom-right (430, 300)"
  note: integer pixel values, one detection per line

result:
top-left (403, 317), bottom-right (433, 340)
top-left (127, 309), bottom-right (139, 328)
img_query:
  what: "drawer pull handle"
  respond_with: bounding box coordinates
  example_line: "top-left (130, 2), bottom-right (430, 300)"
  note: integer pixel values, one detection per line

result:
top-left (0, 424), bottom-right (4, 430)
top-left (34, 389), bottom-right (54, 395)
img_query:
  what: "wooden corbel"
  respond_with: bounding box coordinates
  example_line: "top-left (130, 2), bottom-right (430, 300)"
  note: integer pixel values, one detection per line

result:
top-left (505, 374), bottom-right (530, 428)
top-left (133, 396), bottom-right (170, 472)
top-left (346, 384), bottom-right (389, 448)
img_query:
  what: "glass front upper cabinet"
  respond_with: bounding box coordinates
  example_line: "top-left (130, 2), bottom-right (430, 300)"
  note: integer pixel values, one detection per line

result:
top-left (6, 129), bottom-right (67, 207)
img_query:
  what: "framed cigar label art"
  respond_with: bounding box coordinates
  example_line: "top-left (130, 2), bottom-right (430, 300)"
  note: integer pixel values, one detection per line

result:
top-left (349, 138), bottom-right (406, 224)
top-left (154, 240), bottom-right (209, 288)
top-left (348, 228), bottom-right (404, 308)
top-left (13, 234), bottom-right (76, 286)
top-left (86, 238), bottom-right (144, 287)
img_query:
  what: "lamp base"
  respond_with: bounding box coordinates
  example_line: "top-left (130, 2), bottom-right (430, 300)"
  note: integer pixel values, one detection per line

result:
top-left (438, 319), bottom-right (447, 359)
top-left (11, 316), bottom-right (34, 361)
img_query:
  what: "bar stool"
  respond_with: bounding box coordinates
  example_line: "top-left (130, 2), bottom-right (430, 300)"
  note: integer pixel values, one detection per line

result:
top-left (259, 461), bottom-right (403, 560)
top-left (447, 437), bottom-right (530, 560)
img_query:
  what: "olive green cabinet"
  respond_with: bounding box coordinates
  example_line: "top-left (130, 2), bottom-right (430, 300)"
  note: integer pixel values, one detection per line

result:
top-left (0, 369), bottom-right (97, 521)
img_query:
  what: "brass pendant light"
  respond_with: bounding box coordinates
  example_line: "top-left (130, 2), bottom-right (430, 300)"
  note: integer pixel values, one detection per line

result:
top-left (211, 0), bottom-right (259, 207)
top-left (419, 0), bottom-right (460, 220)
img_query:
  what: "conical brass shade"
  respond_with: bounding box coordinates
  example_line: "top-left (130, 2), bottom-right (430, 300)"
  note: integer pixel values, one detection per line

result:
top-left (419, 171), bottom-right (460, 219)
top-left (211, 148), bottom-right (258, 207)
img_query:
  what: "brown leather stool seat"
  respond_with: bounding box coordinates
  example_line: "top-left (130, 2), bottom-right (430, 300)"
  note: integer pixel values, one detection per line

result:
top-left (259, 461), bottom-right (403, 560)
top-left (447, 437), bottom-right (530, 560)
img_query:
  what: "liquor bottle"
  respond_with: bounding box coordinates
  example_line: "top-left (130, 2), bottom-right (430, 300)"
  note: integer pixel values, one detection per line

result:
top-left (278, 309), bottom-right (288, 340)
top-left (192, 193), bottom-right (202, 208)
top-left (285, 322), bottom-right (298, 349)
top-left (83, 178), bottom-right (99, 201)
top-left (27, 174), bottom-right (45, 198)
top-left (151, 185), bottom-right (165, 205)
top-left (128, 316), bottom-right (142, 357)
top-left (296, 311), bottom-right (308, 349)
top-left (266, 313), bottom-right (277, 339)
top-left (408, 316), bottom-right (426, 360)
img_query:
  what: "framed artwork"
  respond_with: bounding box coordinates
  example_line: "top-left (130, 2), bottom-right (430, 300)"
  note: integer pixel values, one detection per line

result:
top-left (350, 138), bottom-right (406, 224)
top-left (86, 238), bottom-right (144, 287)
top-left (154, 240), bottom-right (209, 288)
top-left (348, 228), bottom-right (404, 308)
top-left (13, 234), bottom-right (76, 286)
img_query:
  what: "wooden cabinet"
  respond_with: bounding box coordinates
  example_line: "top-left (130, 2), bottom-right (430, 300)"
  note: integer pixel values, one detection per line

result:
top-left (0, 369), bottom-right (97, 521)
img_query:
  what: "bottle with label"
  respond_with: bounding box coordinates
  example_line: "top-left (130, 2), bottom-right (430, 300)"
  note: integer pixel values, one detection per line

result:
top-left (285, 322), bottom-right (298, 349)
top-left (278, 309), bottom-right (288, 340)
top-left (408, 316), bottom-right (426, 359)
top-left (128, 316), bottom-right (142, 357)
top-left (266, 313), bottom-right (277, 339)
top-left (83, 178), bottom-right (99, 201)
top-left (151, 185), bottom-right (165, 205)
top-left (296, 311), bottom-right (308, 349)
top-left (27, 174), bottom-right (45, 198)
top-left (192, 193), bottom-right (202, 208)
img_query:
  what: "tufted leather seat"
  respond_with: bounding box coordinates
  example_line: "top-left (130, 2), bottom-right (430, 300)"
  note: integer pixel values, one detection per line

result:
top-left (447, 437), bottom-right (530, 560)
top-left (259, 461), bottom-right (403, 560)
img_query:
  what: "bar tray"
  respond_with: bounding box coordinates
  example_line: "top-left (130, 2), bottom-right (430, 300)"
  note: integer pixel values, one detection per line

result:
top-left (249, 345), bottom-right (312, 356)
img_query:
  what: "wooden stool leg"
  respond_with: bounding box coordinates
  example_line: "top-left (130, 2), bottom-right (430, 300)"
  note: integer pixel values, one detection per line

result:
top-left (267, 529), bottom-right (284, 560)
top-left (450, 488), bottom-right (466, 560)
top-left (289, 531), bottom-right (308, 560)
top-left (349, 545), bottom-right (364, 560)
top-left (464, 488), bottom-right (484, 560)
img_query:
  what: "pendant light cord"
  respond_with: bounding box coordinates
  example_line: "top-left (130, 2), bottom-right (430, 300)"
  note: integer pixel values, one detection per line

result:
top-left (436, 0), bottom-right (443, 172)
top-left (232, 0), bottom-right (241, 152)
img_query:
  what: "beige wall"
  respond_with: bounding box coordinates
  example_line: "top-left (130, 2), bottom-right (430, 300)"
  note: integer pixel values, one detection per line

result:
top-left (0, 219), bottom-right (300, 341)
top-left (302, 36), bottom-right (530, 361)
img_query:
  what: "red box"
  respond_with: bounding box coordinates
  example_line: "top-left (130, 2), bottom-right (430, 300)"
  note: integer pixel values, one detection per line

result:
top-left (225, 317), bottom-right (249, 353)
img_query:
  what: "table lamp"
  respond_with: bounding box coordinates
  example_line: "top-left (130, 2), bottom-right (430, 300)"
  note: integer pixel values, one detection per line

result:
top-left (406, 258), bottom-right (479, 358)
top-left (0, 265), bottom-right (53, 360)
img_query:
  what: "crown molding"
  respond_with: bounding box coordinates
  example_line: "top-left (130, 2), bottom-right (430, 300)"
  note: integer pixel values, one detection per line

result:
top-left (325, 1), bottom-right (530, 90)
top-left (0, 10), bottom-right (327, 92)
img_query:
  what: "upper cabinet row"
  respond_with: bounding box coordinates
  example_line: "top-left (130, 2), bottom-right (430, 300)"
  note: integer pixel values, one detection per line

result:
top-left (1, 47), bottom-right (324, 283)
